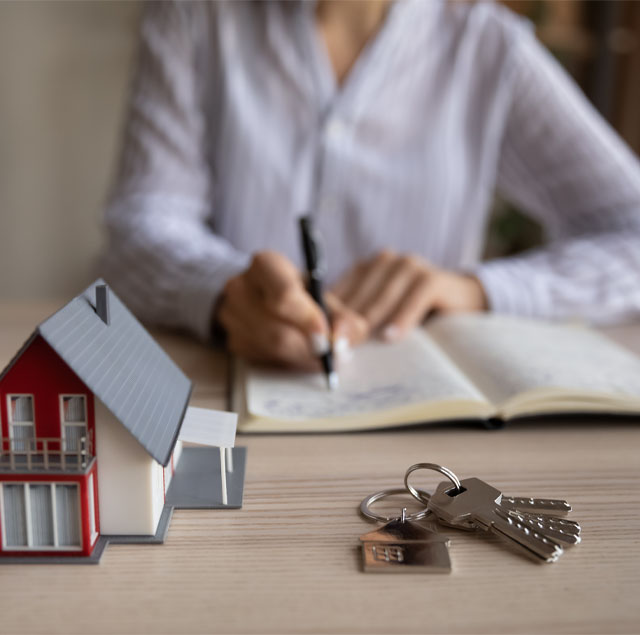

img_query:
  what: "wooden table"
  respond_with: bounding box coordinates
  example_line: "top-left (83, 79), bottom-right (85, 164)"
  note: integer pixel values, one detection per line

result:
top-left (1, 302), bottom-right (639, 634)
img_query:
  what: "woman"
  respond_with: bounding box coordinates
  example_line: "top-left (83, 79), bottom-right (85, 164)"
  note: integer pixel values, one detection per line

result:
top-left (103, 0), bottom-right (640, 370)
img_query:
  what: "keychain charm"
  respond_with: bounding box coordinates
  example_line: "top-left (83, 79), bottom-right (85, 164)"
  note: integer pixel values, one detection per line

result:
top-left (359, 488), bottom-right (451, 573)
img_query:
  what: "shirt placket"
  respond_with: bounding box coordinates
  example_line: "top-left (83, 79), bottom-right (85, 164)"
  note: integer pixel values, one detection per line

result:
top-left (295, 2), bottom-right (404, 223)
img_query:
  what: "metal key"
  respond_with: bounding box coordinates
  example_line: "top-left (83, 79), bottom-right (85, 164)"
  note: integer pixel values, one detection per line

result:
top-left (506, 509), bottom-right (581, 546)
top-left (434, 509), bottom-right (581, 547)
top-left (437, 494), bottom-right (578, 533)
top-left (500, 495), bottom-right (580, 546)
top-left (501, 495), bottom-right (572, 516)
top-left (428, 478), bottom-right (566, 562)
top-left (412, 487), bottom-right (574, 530)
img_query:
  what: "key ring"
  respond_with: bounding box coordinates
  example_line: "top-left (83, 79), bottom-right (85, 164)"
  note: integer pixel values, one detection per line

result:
top-left (360, 487), bottom-right (432, 523)
top-left (404, 463), bottom-right (463, 505)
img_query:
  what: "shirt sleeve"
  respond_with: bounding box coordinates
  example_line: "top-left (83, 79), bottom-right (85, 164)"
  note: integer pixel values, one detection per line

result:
top-left (475, 23), bottom-right (640, 325)
top-left (102, 1), bottom-right (250, 341)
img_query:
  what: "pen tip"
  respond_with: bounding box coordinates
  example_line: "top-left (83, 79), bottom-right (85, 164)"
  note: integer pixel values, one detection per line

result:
top-left (327, 372), bottom-right (339, 391)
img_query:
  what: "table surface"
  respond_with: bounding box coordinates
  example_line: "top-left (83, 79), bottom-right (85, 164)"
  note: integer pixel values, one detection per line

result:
top-left (1, 301), bottom-right (639, 635)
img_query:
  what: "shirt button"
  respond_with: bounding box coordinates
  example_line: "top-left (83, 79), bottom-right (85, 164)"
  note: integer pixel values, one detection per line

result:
top-left (325, 117), bottom-right (347, 142)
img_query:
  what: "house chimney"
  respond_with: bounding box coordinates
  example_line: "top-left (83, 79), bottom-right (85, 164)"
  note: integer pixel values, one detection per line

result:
top-left (96, 284), bottom-right (110, 325)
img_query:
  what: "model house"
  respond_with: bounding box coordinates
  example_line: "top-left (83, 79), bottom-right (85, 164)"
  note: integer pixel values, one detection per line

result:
top-left (0, 280), bottom-right (245, 563)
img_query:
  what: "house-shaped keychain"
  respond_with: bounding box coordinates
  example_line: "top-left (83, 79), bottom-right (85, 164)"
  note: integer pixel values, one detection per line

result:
top-left (0, 280), bottom-right (246, 563)
top-left (360, 517), bottom-right (451, 573)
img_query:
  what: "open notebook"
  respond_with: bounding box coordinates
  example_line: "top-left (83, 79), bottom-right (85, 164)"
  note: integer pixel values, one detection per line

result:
top-left (232, 314), bottom-right (640, 433)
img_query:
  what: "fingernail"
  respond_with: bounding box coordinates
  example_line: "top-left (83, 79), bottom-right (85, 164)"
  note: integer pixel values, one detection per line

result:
top-left (383, 324), bottom-right (400, 342)
top-left (334, 336), bottom-right (353, 364)
top-left (334, 336), bottom-right (350, 355)
top-left (310, 332), bottom-right (330, 355)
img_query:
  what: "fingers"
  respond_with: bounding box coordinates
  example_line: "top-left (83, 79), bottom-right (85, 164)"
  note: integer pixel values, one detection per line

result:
top-left (229, 319), bottom-right (319, 371)
top-left (246, 251), bottom-right (328, 337)
top-left (333, 250), bottom-right (396, 311)
top-left (219, 274), bottom-right (319, 370)
top-left (334, 251), bottom-right (433, 335)
top-left (373, 268), bottom-right (490, 340)
top-left (331, 260), bottom-right (367, 300)
top-left (383, 271), bottom-right (435, 340)
top-left (358, 255), bottom-right (427, 330)
top-left (347, 250), bottom-right (399, 314)
top-left (325, 292), bottom-right (370, 348)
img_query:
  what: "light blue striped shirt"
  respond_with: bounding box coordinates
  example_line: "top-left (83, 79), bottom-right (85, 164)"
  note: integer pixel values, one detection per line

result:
top-left (103, 0), bottom-right (640, 340)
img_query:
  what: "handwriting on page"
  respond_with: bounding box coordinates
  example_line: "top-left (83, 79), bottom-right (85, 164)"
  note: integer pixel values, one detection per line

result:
top-left (247, 333), bottom-right (485, 420)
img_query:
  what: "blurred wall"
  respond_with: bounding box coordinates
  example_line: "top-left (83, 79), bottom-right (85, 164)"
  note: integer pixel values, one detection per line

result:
top-left (0, 1), bottom-right (141, 300)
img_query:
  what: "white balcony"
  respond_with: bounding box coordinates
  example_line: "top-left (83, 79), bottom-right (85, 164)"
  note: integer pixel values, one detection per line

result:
top-left (0, 433), bottom-right (94, 473)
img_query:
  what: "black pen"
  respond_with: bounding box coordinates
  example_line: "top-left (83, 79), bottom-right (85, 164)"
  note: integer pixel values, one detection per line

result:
top-left (299, 216), bottom-right (338, 391)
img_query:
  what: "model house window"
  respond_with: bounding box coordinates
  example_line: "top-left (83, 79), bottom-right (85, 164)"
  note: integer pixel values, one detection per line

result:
top-left (2, 484), bottom-right (27, 546)
top-left (55, 484), bottom-right (81, 546)
top-left (8, 395), bottom-right (35, 452)
top-left (61, 396), bottom-right (87, 452)
top-left (1, 483), bottom-right (81, 550)
top-left (29, 484), bottom-right (54, 546)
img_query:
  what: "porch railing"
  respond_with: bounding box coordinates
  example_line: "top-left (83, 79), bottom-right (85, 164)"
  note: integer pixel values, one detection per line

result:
top-left (0, 433), bottom-right (94, 472)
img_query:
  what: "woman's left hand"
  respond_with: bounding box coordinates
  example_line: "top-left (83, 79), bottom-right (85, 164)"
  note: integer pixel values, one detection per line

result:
top-left (331, 250), bottom-right (488, 341)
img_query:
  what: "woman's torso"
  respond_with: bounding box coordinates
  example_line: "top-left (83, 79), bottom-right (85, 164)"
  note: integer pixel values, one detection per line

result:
top-left (195, 0), bottom-right (523, 283)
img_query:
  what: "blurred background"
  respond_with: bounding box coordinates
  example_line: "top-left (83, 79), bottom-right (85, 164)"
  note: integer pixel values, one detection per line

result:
top-left (0, 0), bottom-right (638, 300)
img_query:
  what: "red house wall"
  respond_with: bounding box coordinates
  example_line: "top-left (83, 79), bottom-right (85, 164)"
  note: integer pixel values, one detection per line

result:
top-left (0, 335), bottom-right (95, 447)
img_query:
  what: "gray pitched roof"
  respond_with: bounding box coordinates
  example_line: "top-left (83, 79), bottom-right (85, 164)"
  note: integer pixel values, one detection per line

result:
top-left (30, 280), bottom-right (191, 466)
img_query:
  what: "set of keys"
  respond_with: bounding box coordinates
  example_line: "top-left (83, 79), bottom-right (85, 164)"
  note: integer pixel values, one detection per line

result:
top-left (359, 462), bottom-right (581, 573)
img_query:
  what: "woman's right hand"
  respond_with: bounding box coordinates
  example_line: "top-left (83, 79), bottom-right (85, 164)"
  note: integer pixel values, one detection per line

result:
top-left (216, 251), bottom-right (369, 369)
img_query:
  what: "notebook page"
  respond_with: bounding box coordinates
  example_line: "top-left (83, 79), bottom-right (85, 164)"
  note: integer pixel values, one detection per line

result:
top-left (427, 314), bottom-right (640, 407)
top-left (247, 331), bottom-right (487, 421)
